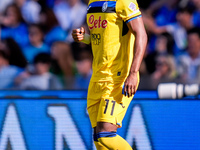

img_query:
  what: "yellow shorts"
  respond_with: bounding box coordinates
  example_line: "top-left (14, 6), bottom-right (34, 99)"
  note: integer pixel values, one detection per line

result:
top-left (87, 76), bottom-right (139, 128)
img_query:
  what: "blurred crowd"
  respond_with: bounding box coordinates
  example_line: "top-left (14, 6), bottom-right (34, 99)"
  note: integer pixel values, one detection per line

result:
top-left (0, 0), bottom-right (199, 90)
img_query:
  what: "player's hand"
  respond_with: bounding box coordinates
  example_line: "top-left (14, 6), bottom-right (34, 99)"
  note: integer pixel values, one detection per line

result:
top-left (72, 27), bottom-right (85, 42)
top-left (124, 72), bottom-right (139, 97)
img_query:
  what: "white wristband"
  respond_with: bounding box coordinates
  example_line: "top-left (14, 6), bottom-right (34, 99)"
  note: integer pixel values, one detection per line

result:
top-left (81, 34), bottom-right (91, 44)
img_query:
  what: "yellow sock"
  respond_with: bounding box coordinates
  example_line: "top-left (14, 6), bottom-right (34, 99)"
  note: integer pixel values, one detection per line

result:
top-left (97, 132), bottom-right (132, 150)
top-left (94, 141), bottom-right (108, 150)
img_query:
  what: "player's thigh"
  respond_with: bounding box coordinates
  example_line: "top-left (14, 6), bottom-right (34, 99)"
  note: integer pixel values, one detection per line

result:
top-left (87, 82), bottom-right (103, 128)
top-left (97, 82), bottom-right (133, 128)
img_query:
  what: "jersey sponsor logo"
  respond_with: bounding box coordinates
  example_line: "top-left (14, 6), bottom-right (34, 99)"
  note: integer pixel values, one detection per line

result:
top-left (102, 2), bottom-right (108, 12)
top-left (128, 2), bottom-right (136, 11)
top-left (91, 33), bottom-right (101, 45)
top-left (88, 15), bottom-right (107, 30)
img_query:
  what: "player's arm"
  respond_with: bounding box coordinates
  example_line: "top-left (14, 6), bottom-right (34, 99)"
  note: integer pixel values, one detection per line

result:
top-left (72, 27), bottom-right (91, 44)
top-left (124, 16), bottom-right (148, 97)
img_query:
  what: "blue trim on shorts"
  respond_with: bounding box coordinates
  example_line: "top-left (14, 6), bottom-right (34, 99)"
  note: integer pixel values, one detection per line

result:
top-left (97, 132), bottom-right (117, 139)
top-left (126, 15), bottom-right (142, 23)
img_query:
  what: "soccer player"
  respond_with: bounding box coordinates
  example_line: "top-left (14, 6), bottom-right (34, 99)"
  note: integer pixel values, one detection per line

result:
top-left (72, 0), bottom-right (147, 149)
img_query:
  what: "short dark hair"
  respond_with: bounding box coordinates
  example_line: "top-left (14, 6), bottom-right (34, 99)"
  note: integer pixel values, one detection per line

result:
top-left (160, 32), bottom-right (175, 54)
top-left (187, 27), bottom-right (200, 38)
top-left (28, 23), bottom-right (44, 33)
top-left (177, 6), bottom-right (194, 15)
top-left (3, 38), bottom-right (27, 68)
top-left (40, 8), bottom-right (59, 32)
top-left (4, 3), bottom-right (25, 23)
top-left (33, 53), bottom-right (51, 64)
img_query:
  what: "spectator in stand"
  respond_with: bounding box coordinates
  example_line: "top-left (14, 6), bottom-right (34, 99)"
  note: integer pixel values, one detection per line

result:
top-left (176, 27), bottom-right (200, 84)
top-left (74, 47), bottom-right (92, 89)
top-left (145, 32), bottom-right (175, 74)
top-left (51, 41), bottom-right (76, 89)
top-left (191, 0), bottom-right (200, 27)
top-left (16, 53), bottom-right (62, 90)
top-left (0, 38), bottom-right (27, 68)
top-left (144, 6), bottom-right (194, 54)
top-left (53, 0), bottom-right (87, 42)
top-left (0, 50), bottom-right (23, 89)
top-left (151, 54), bottom-right (177, 89)
top-left (145, 0), bottom-right (179, 26)
top-left (0, 3), bottom-right (29, 48)
top-left (14, 0), bottom-right (41, 24)
top-left (39, 8), bottom-right (67, 46)
top-left (22, 24), bottom-right (50, 64)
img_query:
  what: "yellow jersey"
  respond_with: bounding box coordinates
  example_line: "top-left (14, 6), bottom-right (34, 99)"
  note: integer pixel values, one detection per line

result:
top-left (87, 0), bottom-right (141, 83)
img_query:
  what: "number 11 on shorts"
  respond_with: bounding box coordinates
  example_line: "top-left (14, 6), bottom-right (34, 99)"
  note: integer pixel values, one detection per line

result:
top-left (104, 99), bottom-right (116, 115)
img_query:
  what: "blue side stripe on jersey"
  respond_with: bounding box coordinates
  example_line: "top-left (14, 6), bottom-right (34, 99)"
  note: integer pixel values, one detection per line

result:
top-left (96, 132), bottom-right (117, 139)
top-left (89, 1), bottom-right (116, 8)
top-left (126, 15), bottom-right (142, 23)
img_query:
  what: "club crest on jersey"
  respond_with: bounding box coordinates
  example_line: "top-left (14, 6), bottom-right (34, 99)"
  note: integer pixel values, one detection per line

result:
top-left (102, 2), bottom-right (108, 12)
top-left (129, 2), bottom-right (136, 11)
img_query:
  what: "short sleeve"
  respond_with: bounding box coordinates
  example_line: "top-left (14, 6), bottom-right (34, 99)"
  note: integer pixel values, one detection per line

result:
top-left (116, 0), bottom-right (141, 22)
